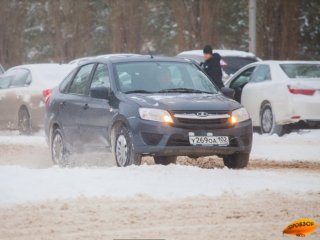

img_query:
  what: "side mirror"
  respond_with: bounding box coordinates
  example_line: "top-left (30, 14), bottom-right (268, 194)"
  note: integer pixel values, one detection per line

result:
top-left (221, 87), bottom-right (235, 99)
top-left (90, 86), bottom-right (111, 100)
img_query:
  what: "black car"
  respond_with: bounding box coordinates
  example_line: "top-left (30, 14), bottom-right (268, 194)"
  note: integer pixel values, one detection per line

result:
top-left (177, 50), bottom-right (260, 80)
top-left (45, 56), bottom-right (252, 169)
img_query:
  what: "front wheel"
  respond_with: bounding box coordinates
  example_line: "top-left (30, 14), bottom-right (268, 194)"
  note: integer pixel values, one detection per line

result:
top-left (223, 153), bottom-right (249, 169)
top-left (154, 156), bottom-right (177, 165)
top-left (113, 126), bottom-right (142, 167)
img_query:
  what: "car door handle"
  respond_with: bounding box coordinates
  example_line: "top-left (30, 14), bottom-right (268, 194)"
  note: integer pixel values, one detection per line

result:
top-left (83, 103), bottom-right (89, 110)
top-left (60, 101), bottom-right (65, 107)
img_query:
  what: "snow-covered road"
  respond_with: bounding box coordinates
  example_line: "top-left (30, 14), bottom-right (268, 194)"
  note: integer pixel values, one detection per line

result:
top-left (0, 164), bottom-right (319, 205)
top-left (251, 130), bottom-right (320, 161)
top-left (0, 130), bottom-right (319, 240)
top-left (1, 129), bottom-right (319, 162)
top-left (0, 129), bottom-right (319, 205)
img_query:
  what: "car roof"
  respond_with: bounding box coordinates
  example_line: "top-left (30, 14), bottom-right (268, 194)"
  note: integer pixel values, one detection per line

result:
top-left (69, 53), bottom-right (141, 65)
top-left (5, 64), bottom-right (75, 86)
top-left (254, 60), bottom-right (320, 64)
top-left (87, 55), bottom-right (191, 64)
top-left (244, 60), bottom-right (320, 68)
top-left (178, 49), bottom-right (257, 58)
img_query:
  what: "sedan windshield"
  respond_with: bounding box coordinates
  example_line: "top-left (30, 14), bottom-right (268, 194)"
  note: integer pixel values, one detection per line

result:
top-left (280, 63), bottom-right (320, 79)
top-left (114, 61), bottom-right (219, 94)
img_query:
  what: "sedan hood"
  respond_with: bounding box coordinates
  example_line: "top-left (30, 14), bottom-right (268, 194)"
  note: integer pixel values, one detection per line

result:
top-left (126, 93), bottom-right (241, 111)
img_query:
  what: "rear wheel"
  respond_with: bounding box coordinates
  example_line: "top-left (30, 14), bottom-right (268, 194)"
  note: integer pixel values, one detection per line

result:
top-left (260, 103), bottom-right (286, 136)
top-left (18, 108), bottom-right (31, 135)
top-left (154, 156), bottom-right (177, 165)
top-left (223, 153), bottom-right (249, 169)
top-left (51, 128), bottom-right (69, 167)
top-left (113, 126), bottom-right (142, 167)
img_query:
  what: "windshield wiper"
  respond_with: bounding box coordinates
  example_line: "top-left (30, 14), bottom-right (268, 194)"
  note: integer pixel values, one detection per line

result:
top-left (158, 88), bottom-right (212, 94)
top-left (124, 90), bottom-right (155, 94)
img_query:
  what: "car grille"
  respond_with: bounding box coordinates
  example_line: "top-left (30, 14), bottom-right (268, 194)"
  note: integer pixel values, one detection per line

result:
top-left (171, 110), bottom-right (232, 129)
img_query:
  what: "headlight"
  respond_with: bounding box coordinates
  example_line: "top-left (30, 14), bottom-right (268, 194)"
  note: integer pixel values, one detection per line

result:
top-left (230, 108), bottom-right (250, 124)
top-left (139, 108), bottom-right (173, 123)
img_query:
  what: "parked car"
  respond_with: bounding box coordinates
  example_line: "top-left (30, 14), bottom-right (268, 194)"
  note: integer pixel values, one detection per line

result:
top-left (0, 64), bottom-right (5, 75)
top-left (68, 53), bottom-right (140, 66)
top-left (177, 49), bottom-right (260, 81)
top-left (0, 64), bottom-right (74, 134)
top-left (225, 61), bottom-right (320, 135)
top-left (45, 56), bottom-right (253, 169)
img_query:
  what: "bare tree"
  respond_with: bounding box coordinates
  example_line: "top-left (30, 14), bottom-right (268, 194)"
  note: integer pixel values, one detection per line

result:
top-left (257, 0), bottom-right (299, 59)
top-left (47, 0), bottom-right (93, 62)
top-left (0, 0), bottom-right (317, 68)
top-left (107, 0), bottom-right (146, 53)
top-left (199, 0), bottom-right (224, 48)
top-left (0, 0), bottom-right (27, 68)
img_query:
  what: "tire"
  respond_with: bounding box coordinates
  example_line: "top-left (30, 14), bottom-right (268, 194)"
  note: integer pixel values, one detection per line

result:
top-left (18, 108), bottom-right (31, 135)
top-left (260, 103), bottom-right (286, 136)
top-left (51, 128), bottom-right (69, 167)
top-left (223, 153), bottom-right (249, 169)
top-left (154, 156), bottom-right (177, 165)
top-left (112, 126), bottom-right (142, 167)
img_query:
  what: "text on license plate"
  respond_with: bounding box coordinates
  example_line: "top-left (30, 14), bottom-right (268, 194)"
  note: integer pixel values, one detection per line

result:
top-left (189, 136), bottom-right (229, 146)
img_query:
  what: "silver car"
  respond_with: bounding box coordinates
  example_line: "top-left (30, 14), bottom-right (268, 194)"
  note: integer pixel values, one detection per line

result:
top-left (0, 64), bottom-right (74, 134)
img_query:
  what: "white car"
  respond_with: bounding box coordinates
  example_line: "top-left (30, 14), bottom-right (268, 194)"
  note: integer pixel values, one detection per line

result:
top-left (0, 64), bottom-right (74, 133)
top-left (225, 61), bottom-right (320, 135)
top-left (177, 49), bottom-right (260, 81)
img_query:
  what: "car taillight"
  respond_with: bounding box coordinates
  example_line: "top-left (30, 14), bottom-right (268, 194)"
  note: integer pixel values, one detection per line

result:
top-left (43, 89), bottom-right (52, 105)
top-left (220, 59), bottom-right (227, 66)
top-left (287, 86), bottom-right (315, 96)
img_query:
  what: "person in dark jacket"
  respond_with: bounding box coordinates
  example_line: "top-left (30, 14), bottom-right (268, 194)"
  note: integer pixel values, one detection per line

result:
top-left (202, 45), bottom-right (224, 89)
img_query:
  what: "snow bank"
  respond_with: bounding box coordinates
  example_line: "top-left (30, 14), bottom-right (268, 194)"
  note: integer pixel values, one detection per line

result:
top-left (0, 135), bottom-right (46, 146)
top-left (0, 129), bottom-right (319, 161)
top-left (251, 130), bottom-right (320, 162)
top-left (0, 165), bottom-right (319, 205)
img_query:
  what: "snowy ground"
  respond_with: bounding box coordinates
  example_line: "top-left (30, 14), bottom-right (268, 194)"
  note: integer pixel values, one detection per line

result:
top-left (251, 130), bottom-right (320, 161)
top-left (0, 129), bottom-right (319, 204)
top-left (0, 130), bottom-right (319, 239)
top-left (0, 164), bottom-right (319, 205)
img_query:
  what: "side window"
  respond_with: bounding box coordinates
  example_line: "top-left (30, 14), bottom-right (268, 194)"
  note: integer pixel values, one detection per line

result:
top-left (10, 69), bottom-right (31, 87)
top-left (59, 69), bottom-right (76, 93)
top-left (90, 64), bottom-right (110, 90)
top-left (230, 67), bottom-right (255, 89)
top-left (0, 73), bottom-right (13, 89)
top-left (68, 64), bottom-right (94, 95)
top-left (250, 65), bottom-right (271, 83)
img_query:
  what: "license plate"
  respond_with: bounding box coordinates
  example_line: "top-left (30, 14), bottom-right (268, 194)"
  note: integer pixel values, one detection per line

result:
top-left (189, 135), bottom-right (229, 146)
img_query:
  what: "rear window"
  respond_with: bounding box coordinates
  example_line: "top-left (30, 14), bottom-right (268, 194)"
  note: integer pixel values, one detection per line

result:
top-left (0, 69), bottom-right (30, 88)
top-left (280, 64), bottom-right (320, 79)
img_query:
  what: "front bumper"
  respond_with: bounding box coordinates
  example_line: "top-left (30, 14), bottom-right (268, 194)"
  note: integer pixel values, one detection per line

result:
top-left (129, 118), bottom-right (253, 157)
